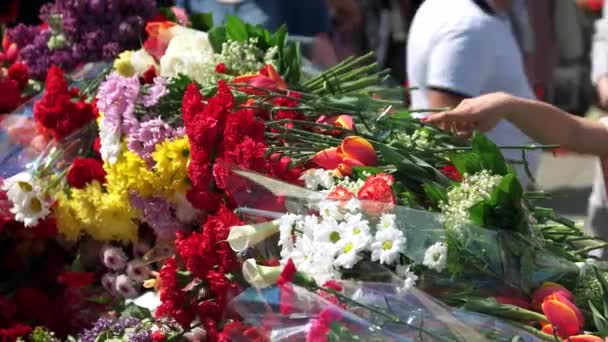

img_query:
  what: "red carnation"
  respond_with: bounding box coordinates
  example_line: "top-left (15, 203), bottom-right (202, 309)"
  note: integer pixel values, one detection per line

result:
top-left (141, 66), bottom-right (157, 84)
top-left (358, 173), bottom-right (396, 214)
top-left (57, 271), bottom-right (95, 288)
top-left (14, 288), bottom-right (49, 323)
top-left (215, 63), bottom-right (227, 74)
top-left (66, 157), bottom-right (106, 189)
top-left (0, 324), bottom-right (31, 342)
top-left (327, 185), bottom-right (355, 201)
top-left (0, 78), bottom-right (20, 113)
top-left (441, 165), bottom-right (462, 182)
top-left (156, 258), bottom-right (195, 328)
top-left (7, 63), bottom-right (29, 90)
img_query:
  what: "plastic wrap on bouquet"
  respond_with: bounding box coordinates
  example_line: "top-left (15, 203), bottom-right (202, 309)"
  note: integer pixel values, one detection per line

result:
top-left (224, 169), bottom-right (580, 295)
top-left (0, 62), bottom-right (108, 177)
top-left (227, 280), bottom-right (545, 341)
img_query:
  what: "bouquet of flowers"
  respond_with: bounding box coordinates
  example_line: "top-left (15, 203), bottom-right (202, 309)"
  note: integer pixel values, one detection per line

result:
top-left (2, 2), bottom-right (608, 341)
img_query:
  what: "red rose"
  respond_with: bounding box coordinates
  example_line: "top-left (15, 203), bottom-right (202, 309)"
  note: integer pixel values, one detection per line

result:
top-left (7, 63), bottom-right (29, 90)
top-left (0, 78), bottom-right (20, 113)
top-left (66, 157), bottom-right (106, 189)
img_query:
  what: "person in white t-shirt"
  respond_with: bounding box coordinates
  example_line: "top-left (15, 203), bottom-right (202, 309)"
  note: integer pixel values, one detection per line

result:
top-left (407, 0), bottom-right (540, 187)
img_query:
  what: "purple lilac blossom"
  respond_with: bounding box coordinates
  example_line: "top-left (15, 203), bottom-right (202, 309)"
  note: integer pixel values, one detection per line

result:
top-left (79, 317), bottom-right (113, 342)
top-left (96, 72), bottom-right (141, 135)
top-left (9, 0), bottom-right (157, 80)
top-left (128, 117), bottom-right (179, 166)
top-left (130, 194), bottom-right (184, 241)
top-left (142, 77), bottom-right (168, 108)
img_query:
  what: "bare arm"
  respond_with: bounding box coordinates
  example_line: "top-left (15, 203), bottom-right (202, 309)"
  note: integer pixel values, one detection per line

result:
top-left (425, 92), bottom-right (608, 156)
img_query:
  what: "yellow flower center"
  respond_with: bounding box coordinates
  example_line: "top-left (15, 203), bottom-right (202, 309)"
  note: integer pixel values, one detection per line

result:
top-left (30, 198), bottom-right (42, 212)
top-left (343, 242), bottom-right (354, 253)
top-left (18, 181), bottom-right (33, 192)
top-left (383, 240), bottom-right (393, 250)
top-left (330, 231), bottom-right (341, 243)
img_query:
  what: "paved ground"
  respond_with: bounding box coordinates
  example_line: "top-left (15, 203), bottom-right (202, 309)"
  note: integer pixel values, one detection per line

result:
top-left (534, 152), bottom-right (595, 223)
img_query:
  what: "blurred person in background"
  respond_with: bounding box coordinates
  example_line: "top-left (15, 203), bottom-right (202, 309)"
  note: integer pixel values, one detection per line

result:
top-left (175, 0), bottom-right (338, 68)
top-left (406, 0), bottom-right (540, 188)
top-left (586, 0), bottom-right (608, 247)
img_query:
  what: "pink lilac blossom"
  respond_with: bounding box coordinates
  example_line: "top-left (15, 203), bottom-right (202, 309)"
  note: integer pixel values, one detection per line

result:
top-left (128, 117), bottom-right (181, 166)
top-left (130, 194), bottom-right (184, 241)
top-left (96, 72), bottom-right (141, 135)
top-left (142, 77), bottom-right (168, 107)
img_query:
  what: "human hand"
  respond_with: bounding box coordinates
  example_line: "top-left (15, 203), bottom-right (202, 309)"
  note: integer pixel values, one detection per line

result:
top-left (597, 76), bottom-right (608, 109)
top-left (423, 92), bottom-right (515, 138)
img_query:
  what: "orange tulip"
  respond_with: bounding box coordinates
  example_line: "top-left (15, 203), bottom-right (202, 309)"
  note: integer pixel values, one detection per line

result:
top-left (564, 335), bottom-right (605, 342)
top-left (315, 115), bottom-right (354, 136)
top-left (532, 282), bottom-right (575, 309)
top-left (312, 136), bottom-right (377, 176)
top-left (541, 292), bottom-right (584, 339)
top-left (233, 64), bottom-right (288, 94)
top-left (143, 21), bottom-right (177, 60)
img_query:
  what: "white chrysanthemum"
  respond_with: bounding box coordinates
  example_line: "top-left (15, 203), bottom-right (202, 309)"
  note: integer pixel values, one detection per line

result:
top-left (297, 214), bottom-right (319, 237)
top-left (439, 170), bottom-right (502, 230)
top-left (278, 213), bottom-right (300, 249)
top-left (334, 234), bottom-right (368, 269)
top-left (342, 213), bottom-right (371, 239)
top-left (313, 217), bottom-right (343, 253)
top-left (396, 264), bottom-right (418, 292)
top-left (343, 198), bottom-right (361, 213)
top-left (377, 213), bottom-right (396, 230)
top-left (99, 118), bottom-right (122, 165)
top-left (287, 235), bottom-right (338, 284)
top-left (318, 200), bottom-right (343, 220)
top-left (2, 171), bottom-right (50, 227)
top-left (370, 227), bottom-right (406, 265)
top-left (423, 242), bottom-right (448, 272)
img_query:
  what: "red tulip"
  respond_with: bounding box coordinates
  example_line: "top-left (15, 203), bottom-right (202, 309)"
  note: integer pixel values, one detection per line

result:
top-left (312, 136), bottom-right (377, 176)
top-left (541, 292), bottom-right (584, 338)
top-left (233, 64), bottom-right (287, 95)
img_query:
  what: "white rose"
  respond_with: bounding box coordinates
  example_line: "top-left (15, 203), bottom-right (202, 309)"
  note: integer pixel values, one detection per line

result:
top-left (130, 49), bottom-right (158, 76)
top-left (160, 27), bottom-right (214, 81)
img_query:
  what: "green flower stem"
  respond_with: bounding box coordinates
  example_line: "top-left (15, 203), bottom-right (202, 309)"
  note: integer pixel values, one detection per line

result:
top-left (575, 243), bottom-right (608, 255)
top-left (303, 52), bottom-right (376, 89)
top-left (432, 144), bottom-right (560, 153)
top-left (313, 285), bottom-right (453, 342)
top-left (502, 320), bottom-right (558, 341)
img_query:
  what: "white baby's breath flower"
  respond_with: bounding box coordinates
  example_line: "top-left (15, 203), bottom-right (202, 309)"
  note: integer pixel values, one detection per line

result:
top-left (423, 242), bottom-right (448, 272)
top-left (370, 227), bottom-right (406, 265)
top-left (377, 213), bottom-right (396, 230)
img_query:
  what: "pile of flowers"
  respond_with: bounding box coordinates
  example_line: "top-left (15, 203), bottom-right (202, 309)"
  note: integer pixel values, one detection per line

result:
top-left (2, 1), bottom-right (608, 341)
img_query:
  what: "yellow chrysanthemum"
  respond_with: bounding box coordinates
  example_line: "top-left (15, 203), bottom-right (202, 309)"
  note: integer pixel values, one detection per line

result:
top-left (114, 50), bottom-right (135, 77)
top-left (104, 150), bottom-right (157, 197)
top-left (55, 193), bottom-right (83, 242)
top-left (63, 181), bottom-right (139, 243)
top-left (152, 136), bottom-right (190, 195)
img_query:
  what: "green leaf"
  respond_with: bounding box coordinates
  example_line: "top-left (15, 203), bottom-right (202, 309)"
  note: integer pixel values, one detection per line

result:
top-left (189, 12), bottom-right (214, 32)
top-left (589, 300), bottom-right (608, 336)
top-left (423, 182), bottom-right (448, 206)
top-left (225, 15), bottom-right (249, 41)
top-left (460, 297), bottom-right (546, 322)
top-left (594, 266), bottom-right (608, 317)
top-left (121, 302), bottom-right (152, 320)
top-left (159, 7), bottom-right (178, 23)
top-left (472, 133), bottom-right (508, 175)
top-left (208, 26), bottom-right (226, 53)
top-left (450, 152), bottom-right (483, 175)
